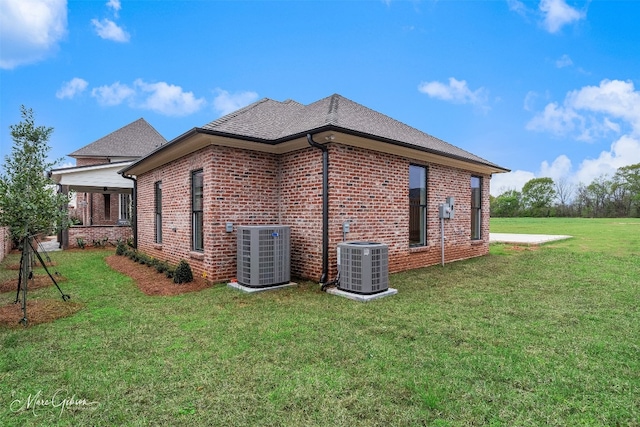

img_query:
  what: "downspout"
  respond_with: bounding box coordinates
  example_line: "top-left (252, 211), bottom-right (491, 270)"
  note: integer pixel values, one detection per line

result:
top-left (121, 174), bottom-right (138, 249)
top-left (306, 133), bottom-right (329, 286)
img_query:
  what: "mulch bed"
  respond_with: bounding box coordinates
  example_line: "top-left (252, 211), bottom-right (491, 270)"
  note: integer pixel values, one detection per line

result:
top-left (105, 255), bottom-right (212, 296)
top-left (0, 299), bottom-right (83, 328)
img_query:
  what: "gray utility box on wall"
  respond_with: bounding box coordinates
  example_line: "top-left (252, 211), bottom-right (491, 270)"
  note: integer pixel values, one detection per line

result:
top-left (337, 242), bottom-right (389, 295)
top-left (237, 225), bottom-right (291, 288)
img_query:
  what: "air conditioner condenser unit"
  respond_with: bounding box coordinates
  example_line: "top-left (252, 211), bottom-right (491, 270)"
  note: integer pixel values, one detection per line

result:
top-left (237, 225), bottom-right (291, 288)
top-left (337, 242), bottom-right (389, 295)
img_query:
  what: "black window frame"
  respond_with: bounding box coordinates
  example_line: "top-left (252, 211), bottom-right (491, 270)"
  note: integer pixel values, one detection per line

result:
top-left (409, 164), bottom-right (428, 247)
top-left (471, 176), bottom-right (482, 240)
top-left (191, 170), bottom-right (204, 252)
top-left (154, 181), bottom-right (162, 244)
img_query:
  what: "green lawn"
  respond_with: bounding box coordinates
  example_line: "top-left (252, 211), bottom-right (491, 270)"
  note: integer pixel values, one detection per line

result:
top-left (1, 218), bottom-right (639, 426)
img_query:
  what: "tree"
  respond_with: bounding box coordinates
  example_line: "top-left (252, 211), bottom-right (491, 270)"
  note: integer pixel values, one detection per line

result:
top-left (491, 189), bottom-right (521, 217)
top-left (614, 163), bottom-right (640, 217)
top-left (521, 177), bottom-right (556, 216)
top-left (554, 178), bottom-right (574, 217)
top-left (0, 106), bottom-right (71, 243)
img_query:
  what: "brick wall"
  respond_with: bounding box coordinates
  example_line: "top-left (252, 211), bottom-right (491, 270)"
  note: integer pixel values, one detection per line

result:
top-left (327, 145), bottom-right (490, 278)
top-left (135, 141), bottom-right (491, 283)
top-left (68, 225), bottom-right (133, 248)
top-left (278, 148), bottom-right (324, 279)
top-left (137, 146), bottom-right (280, 282)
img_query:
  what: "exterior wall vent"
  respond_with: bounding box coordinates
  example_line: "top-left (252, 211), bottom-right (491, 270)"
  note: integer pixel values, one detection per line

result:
top-left (237, 225), bottom-right (291, 287)
top-left (337, 242), bottom-right (389, 294)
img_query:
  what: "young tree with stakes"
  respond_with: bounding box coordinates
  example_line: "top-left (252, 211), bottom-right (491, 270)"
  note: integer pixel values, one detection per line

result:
top-left (0, 106), bottom-right (71, 326)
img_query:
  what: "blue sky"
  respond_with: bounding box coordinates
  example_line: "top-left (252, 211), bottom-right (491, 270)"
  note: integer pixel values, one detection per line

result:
top-left (1, 0), bottom-right (639, 196)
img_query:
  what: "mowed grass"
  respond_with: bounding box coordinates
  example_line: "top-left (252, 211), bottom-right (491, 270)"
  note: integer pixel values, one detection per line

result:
top-left (0, 218), bottom-right (638, 426)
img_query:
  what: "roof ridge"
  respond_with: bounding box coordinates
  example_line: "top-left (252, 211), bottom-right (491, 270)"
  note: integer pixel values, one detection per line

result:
top-left (203, 97), bottom-right (274, 128)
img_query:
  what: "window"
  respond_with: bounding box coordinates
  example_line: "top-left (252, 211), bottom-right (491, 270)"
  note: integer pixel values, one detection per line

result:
top-left (103, 194), bottom-right (111, 220)
top-left (192, 170), bottom-right (204, 251)
top-left (409, 165), bottom-right (427, 246)
top-left (471, 176), bottom-right (482, 240)
top-left (119, 193), bottom-right (131, 223)
top-left (154, 182), bottom-right (162, 244)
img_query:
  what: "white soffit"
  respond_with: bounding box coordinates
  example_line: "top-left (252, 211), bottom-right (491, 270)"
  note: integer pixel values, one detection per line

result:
top-left (51, 163), bottom-right (134, 191)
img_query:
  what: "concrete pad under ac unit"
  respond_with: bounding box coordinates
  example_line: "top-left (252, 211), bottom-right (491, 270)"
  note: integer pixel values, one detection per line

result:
top-left (227, 281), bottom-right (297, 293)
top-left (325, 286), bottom-right (398, 302)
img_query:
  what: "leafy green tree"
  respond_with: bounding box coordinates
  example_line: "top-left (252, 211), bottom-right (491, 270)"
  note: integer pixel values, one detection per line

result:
top-left (491, 189), bottom-right (521, 217)
top-left (0, 106), bottom-right (71, 242)
top-left (614, 163), bottom-right (640, 217)
top-left (521, 177), bottom-right (556, 216)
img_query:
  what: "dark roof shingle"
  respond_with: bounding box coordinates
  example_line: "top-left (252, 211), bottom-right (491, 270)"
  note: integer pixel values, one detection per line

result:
top-left (201, 94), bottom-right (504, 170)
top-left (69, 118), bottom-right (167, 158)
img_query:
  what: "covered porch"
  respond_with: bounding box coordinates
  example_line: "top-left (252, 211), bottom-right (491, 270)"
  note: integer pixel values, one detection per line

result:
top-left (50, 162), bottom-right (136, 249)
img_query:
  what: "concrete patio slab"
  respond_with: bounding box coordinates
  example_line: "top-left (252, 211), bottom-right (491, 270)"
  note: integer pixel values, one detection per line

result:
top-left (490, 233), bottom-right (572, 245)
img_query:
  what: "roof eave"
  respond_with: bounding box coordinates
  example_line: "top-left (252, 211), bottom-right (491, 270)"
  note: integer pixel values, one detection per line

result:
top-left (122, 124), bottom-right (509, 177)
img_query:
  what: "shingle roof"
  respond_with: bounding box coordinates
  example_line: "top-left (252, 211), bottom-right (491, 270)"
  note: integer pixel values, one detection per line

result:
top-left (69, 118), bottom-right (167, 158)
top-left (201, 94), bottom-right (504, 170)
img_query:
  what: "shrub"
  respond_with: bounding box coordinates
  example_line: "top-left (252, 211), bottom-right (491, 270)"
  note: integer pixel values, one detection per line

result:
top-left (115, 241), bottom-right (127, 256)
top-left (93, 238), bottom-right (108, 248)
top-left (155, 260), bottom-right (169, 274)
top-left (76, 237), bottom-right (85, 249)
top-left (173, 260), bottom-right (193, 284)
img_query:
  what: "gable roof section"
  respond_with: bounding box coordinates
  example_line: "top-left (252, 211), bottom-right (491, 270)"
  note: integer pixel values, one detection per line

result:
top-left (69, 118), bottom-right (167, 158)
top-left (122, 94), bottom-right (509, 176)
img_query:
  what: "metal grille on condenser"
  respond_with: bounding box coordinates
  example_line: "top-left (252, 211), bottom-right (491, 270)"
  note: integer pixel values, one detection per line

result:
top-left (239, 229), bottom-right (252, 284)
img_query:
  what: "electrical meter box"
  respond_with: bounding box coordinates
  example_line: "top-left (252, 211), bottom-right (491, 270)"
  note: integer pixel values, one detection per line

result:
top-left (438, 204), bottom-right (452, 219)
top-left (438, 197), bottom-right (455, 219)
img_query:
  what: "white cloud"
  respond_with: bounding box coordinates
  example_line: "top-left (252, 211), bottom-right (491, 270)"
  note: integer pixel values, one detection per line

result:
top-left (574, 135), bottom-right (640, 185)
top-left (507, 0), bottom-right (527, 15)
top-left (523, 91), bottom-right (539, 112)
top-left (527, 79), bottom-right (640, 140)
top-left (91, 18), bottom-right (129, 42)
top-left (106, 0), bottom-right (121, 16)
top-left (491, 170), bottom-right (536, 196)
top-left (56, 77), bottom-right (89, 99)
top-left (539, 154), bottom-right (572, 181)
top-left (91, 82), bottom-right (135, 106)
top-left (555, 54), bottom-right (573, 68)
top-left (526, 102), bottom-right (583, 136)
top-left (134, 79), bottom-right (206, 116)
top-left (89, 79), bottom-right (206, 116)
top-left (539, 0), bottom-right (585, 33)
top-left (213, 89), bottom-right (260, 116)
top-left (567, 79), bottom-right (640, 133)
top-left (418, 77), bottom-right (489, 109)
top-left (0, 0), bottom-right (67, 69)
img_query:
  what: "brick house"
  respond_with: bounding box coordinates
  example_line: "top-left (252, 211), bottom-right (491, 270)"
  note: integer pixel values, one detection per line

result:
top-left (121, 94), bottom-right (509, 284)
top-left (51, 118), bottom-right (166, 247)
